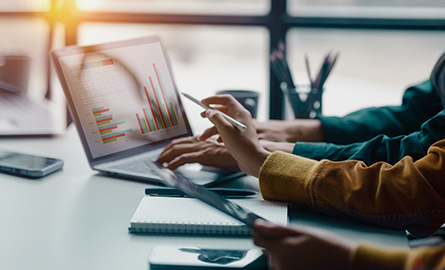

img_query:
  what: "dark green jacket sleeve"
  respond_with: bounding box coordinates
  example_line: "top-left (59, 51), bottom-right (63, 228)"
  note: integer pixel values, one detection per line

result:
top-left (317, 80), bottom-right (443, 145)
top-left (293, 110), bottom-right (445, 165)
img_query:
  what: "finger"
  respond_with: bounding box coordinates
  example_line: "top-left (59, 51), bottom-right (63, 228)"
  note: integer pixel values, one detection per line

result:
top-left (205, 109), bottom-right (233, 134)
top-left (201, 95), bottom-right (243, 112)
top-left (257, 133), bottom-right (266, 140)
top-left (161, 136), bottom-right (200, 153)
top-left (253, 233), bottom-right (282, 251)
top-left (198, 126), bottom-right (219, 141)
top-left (254, 219), bottom-right (302, 238)
top-left (210, 105), bottom-right (228, 113)
top-left (157, 140), bottom-right (201, 164)
top-left (200, 105), bottom-right (229, 119)
top-left (166, 152), bottom-right (205, 170)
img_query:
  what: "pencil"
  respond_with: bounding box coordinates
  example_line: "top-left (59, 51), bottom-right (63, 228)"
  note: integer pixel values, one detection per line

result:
top-left (305, 54), bottom-right (313, 88)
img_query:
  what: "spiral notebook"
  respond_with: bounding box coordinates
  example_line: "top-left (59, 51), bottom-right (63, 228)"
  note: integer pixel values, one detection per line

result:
top-left (129, 196), bottom-right (288, 236)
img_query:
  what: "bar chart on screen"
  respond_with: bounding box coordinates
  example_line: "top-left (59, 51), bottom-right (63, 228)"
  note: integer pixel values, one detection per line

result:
top-left (135, 63), bottom-right (179, 134)
top-left (92, 107), bottom-right (133, 144)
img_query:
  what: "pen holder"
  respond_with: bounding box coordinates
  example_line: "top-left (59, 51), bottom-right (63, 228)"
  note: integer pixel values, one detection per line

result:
top-left (280, 84), bottom-right (323, 119)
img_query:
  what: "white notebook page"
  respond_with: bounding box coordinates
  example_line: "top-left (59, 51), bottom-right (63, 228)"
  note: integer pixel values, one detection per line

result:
top-left (130, 196), bottom-right (288, 226)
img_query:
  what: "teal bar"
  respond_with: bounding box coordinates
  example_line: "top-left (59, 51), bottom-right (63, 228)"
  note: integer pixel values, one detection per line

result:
top-left (101, 129), bottom-right (133, 139)
top-left (144, 108), bottom-right (154, 131)
top-left (92, 106), bottom-right (104, 112)
top-left (154, 86), bottom-right (168, 126)
top-left (140, 119), bottom-right (147, 133)
top-left (98, 121), bottom-right (126, 129)
top-left (169, 103), bottom-right (178, 125)
top-left (95, 114), bottom-right (113, 120)
top-left (157, 68), bottom-right (170, 105)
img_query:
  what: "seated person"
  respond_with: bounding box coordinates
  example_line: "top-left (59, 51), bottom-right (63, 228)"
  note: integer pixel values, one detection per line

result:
top-left (199, 94), bottom-right (445, 270)
top-left (156, 53), bottom-right (445, 269)
top-left (157, 52), bottom-right (445, 168)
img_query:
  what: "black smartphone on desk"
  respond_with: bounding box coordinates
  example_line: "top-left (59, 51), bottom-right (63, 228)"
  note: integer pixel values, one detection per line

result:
top-left (0, 151), bottom-right (63, 178)
top-left (149, 246), bottom-right (267, 270)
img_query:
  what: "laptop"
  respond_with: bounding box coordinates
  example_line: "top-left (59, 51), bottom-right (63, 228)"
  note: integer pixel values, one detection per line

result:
top-left (0, 57), bottom-right (65, 137)
top-left (51, 36), bottom-right (243, 186)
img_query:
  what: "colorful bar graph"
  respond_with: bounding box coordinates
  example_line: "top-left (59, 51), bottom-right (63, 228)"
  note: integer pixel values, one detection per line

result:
top-left (97, 121), bottom-right (110, 126)
top-left (144, 86), bottom-right (159, 130)
top-left (154, 64), bottom-right (175, 127)
top-left (149, 77), bottom-right (167, 129)
top-left (136, 113), bottom-right (144, 134)
top-left (135, 62), bottom-right (180, 134)
top-left (169, 102), bottom-right (178, 125)
top-left (92, 108), bottom-right (110, 114)
top-left (101, 129), bottom-right (133, 141)
top-left (143, 108), bottom-right (152, 132)
top-left (93, 107), bottom-right (132, 144)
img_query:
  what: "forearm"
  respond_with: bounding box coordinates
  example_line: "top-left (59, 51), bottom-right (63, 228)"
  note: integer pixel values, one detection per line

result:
top-left (350, 244), bottom-right (445, 270)
top-left (255, 118), bottom-right (324, 143)
top-left (259, 140), bottom-right (445, 238)
top-left (318, 80), bottom-right (442, 144)
top-left (293, 110), bottom-right (445, 165)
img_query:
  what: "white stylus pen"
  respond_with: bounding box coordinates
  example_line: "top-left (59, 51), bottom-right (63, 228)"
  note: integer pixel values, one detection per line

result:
top-left (181, 92), bottom-right (247, 132)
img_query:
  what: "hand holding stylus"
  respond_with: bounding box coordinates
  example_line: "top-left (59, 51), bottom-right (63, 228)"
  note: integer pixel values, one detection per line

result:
top-left (181, 92), bottom-right (247, 132)
top-left (198, 95), bottom-right (271, 177)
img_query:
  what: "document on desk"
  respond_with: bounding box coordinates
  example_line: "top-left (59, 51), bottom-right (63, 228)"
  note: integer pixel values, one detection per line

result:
top-left (129, 196), bottom-right (288, 236)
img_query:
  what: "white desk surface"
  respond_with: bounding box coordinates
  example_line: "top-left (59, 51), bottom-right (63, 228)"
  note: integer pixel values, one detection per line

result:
top-left (0, 125), bottom-right (408, 270)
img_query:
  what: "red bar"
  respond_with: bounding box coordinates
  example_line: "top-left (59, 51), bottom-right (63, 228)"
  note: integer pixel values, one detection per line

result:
top-left (102, 133), bottom-right (125, 141)
top-left (136, 113), bottom-right (144, 134)
top-left (143, 108), bottom-right (152, 132)
top-left (149, 76), bottom-right (167, 129)
top-left (153, 63), bottom-right (174, 126)
top-left (144, 86), bottom-right (159, 130)
top-left (102, 59), bottom-right (114, 66)
top-left (93, 108), bottom-right (110, 114)
top-left (99, 125), bottom-right (117, 132)
top-left (96, 117), bottom-right (113, 123)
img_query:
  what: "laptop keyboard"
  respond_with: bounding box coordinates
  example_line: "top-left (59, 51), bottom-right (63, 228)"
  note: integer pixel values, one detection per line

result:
top-left (110, 159), bottom-right (155, 174)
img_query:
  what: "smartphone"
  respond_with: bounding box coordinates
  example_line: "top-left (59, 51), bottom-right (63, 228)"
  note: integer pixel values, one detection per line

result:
top-left (0, 151), bottom-right (64, 178)
top-left (148, 246), bottom-right (267, 270)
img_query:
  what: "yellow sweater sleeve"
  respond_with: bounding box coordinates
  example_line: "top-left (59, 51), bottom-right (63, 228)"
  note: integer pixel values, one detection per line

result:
top-left (349, 243), bottom-right (445, 269)
top-left (258, 140), bottom-right (445, 238)
top-left (258, 151), bottom-right (323, 208)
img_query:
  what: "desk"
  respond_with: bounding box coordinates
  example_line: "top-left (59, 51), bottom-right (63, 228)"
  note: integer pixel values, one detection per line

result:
top-left (0, 125), bottom-right (408, 270)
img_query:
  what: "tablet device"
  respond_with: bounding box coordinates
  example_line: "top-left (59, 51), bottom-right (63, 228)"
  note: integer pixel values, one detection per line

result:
top-left (144, 160), bottom-right (265, 228)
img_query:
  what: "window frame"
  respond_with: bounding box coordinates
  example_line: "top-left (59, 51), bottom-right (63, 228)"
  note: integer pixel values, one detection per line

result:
top-left (1, 0), bottom-right (444, 119)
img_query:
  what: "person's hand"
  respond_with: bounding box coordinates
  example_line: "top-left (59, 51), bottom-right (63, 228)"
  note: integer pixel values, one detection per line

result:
top-left (260, 140), bottom-right (295, 154)
top-left (253, 219), bottom-right (353, 270)
top-left (255, 119), bottom-right (325, 143)
top-left (199, 95), bottom-right (271, 177)
top-left (156, 135), bottom-right (239, 170)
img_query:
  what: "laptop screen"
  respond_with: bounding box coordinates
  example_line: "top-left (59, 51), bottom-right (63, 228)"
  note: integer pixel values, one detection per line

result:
top-left (53, 37), bottom-right (191, 160)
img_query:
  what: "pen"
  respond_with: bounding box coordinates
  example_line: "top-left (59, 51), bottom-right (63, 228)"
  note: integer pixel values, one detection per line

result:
top-left (181, 92), bottom-right (247, 132)
top-left (145, 187), bottom-right (257, 197)
top-left (305, 54), bottom-right (313, 88)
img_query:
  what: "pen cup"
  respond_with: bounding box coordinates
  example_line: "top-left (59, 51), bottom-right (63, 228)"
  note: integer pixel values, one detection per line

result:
top-left (280, 84), bottom-right (323, 119)
top-left (215, 90), bottom-right (259, 119)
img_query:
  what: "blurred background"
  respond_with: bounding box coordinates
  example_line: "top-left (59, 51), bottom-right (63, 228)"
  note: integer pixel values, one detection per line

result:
top-left (1, 0), bottom-right (445, 128)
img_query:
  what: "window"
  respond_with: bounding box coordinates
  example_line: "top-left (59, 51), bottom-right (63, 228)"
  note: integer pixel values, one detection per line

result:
top-left (1, 0), bottom-right (444, 119)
